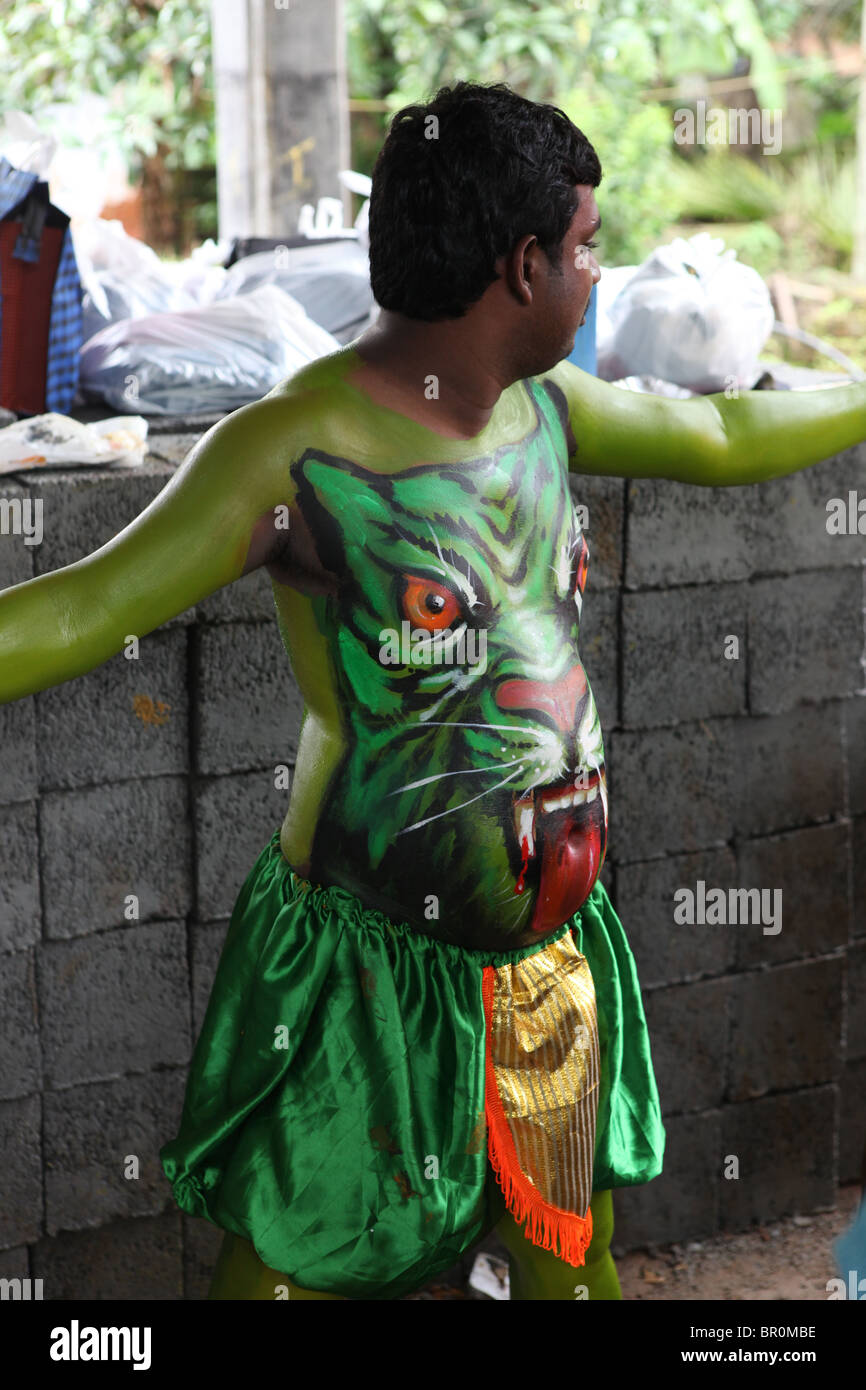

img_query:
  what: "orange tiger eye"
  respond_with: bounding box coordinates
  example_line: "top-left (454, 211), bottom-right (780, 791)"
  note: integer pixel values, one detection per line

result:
top-left (401, 575), bottom-right (460, 631)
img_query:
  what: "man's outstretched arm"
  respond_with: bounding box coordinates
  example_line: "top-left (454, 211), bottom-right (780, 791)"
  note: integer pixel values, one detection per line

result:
top-left (544, 360), bottom-right (866, 486)
top-left (0, 396), bottom-right (299, 704)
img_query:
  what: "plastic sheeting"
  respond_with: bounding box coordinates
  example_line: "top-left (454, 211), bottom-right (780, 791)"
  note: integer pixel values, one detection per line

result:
top-left (215, 239), bottom-right (374, 344)
top-left (79, 284), bottom-right (340, 415)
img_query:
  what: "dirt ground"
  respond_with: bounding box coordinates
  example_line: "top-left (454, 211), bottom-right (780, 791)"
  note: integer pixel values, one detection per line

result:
top-left (405, 1183), bottom-right (862, 1300)
top-left (616, 1184), bottom-right (861, 1302)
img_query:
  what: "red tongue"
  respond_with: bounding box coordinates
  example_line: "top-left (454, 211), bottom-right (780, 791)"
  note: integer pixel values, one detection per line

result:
top-left (529, 811), bottom-right (602, 933)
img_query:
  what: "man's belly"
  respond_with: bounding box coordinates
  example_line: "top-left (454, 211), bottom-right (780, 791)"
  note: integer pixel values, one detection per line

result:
top-left (280, 729), bottom-right (608, 953)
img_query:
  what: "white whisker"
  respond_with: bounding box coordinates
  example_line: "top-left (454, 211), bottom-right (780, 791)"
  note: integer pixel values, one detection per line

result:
top-left (387, 756), bottom-right (528, 796)
top-left (396, 766), bottom-right (527, 835)
top-left (411, 719), bottom-right (545, 738)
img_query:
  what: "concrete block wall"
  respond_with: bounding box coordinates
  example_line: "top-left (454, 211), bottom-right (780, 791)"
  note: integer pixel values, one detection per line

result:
top-left (1, 436), bottom-right (864, 1297)
top-left (0, 451), bottom-right (294, 1298)
top-left (575, 444), bottom-right (866, 1256)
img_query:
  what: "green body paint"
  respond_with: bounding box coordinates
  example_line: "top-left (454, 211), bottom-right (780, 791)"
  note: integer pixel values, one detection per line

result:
top-left (1, 346), bottom-right (864, 950)
top-left (291, 378), bottom-right (605, 947)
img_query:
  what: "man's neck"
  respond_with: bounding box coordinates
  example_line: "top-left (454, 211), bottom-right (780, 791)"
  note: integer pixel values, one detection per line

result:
top-left (352, 310), bottom-right (516, 439)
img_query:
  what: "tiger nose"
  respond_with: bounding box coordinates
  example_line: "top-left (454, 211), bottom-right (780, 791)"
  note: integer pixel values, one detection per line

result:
top-left (495, 664), bottom-right (587, 733)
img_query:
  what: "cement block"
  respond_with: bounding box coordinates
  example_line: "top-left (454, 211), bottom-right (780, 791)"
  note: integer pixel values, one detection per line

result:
top-left (719, 1086), bottom-right (836, 1228)
top-left (194, 772), bottom-right (290, 920)
top-left (0, 801), bottom-right (40, 952)
top-left (854, 815), bottom-right (866, 939)
top-left (848, 941), bottom-right (866, 1062)
top-left (607, 719), bottom-right (735, 861)
top-left (34, 628), bottom-right (189, 791)
top-left (643, 978), bottom-right (732, 1114)
top-left (28, 464), bottom-right (170, 558)
top-left (0, 697), bottom-right (37, 803)
top-left (626, 449), bottom-right (866, 590)
top-left (622, 584), bottom-right (747, 727)
top-left (731, 704), bottom-right (844, 839)
top-left (742, 449), bottom-right (866, 576)
top-left (599, 857), bottom-right (613, 898)
top-left (147, 411), bottom-right (220, 434)
top-left (41, 777), bottom-right (192, 937)
top-left (845, 696), bottom-right (866, 818)
top-left (578, 587), bottom-right (618, 732)
top-left (0, 1094), bottom-right (42, 1248)
top-left (615, 847), bottom-right (739, 987)
top-left (0, 479), bottom-right (35, 588)
top-left (196, 621), bottom-right (304, 775)
top-left (729, 957), bottom-right (842, 1101)
top-left (39, 921), bottom-right (190, 1088)
top-left (734, 822), bottom-right (850, 969)
top-left (748, 570), bottom-right (863, 715)
top-left (568, 473), bottom-right (624, 592)
top-left (196, 566), bottom-right (277, 623)
top-left (0, 1246), bottom-right (29, 1279)
top-left (611, 1110), bottom-right (721, 1252)
top-left (190, 921), bottom-right (231, 1039)
top-left (44, 1069), bottom-right (187, 1234)
top-left (29, 463), bottom-right (194, 629)
top-left (144, 433), bottom-right (201, 467)
top-left (31, 1209), bottom-right (183, 1299)
top-left (839, 1057), bottom-right (866, 1184)
top-left (182, 1214), bottom-right (224, 1300)
top-left (625, 477), bottom-right (758, 588)
top-left (0, 949), bottom-right (40, 1101)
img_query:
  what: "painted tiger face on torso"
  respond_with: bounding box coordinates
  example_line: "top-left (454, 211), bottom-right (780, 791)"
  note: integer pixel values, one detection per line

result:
top-left (286, 379), bottom-right (607, 951)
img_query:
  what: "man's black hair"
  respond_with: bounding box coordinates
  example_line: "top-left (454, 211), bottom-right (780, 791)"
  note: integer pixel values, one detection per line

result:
top-left (367, 80), bottom-right (602, 321)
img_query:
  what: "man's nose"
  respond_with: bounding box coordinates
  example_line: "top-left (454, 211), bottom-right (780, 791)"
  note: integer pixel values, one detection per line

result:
top-left (495, 664), bottom-right (587, 734)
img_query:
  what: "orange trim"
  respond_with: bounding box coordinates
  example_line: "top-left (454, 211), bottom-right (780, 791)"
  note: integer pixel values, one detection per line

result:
top-left (481, 965), bottom-right (594, 1268)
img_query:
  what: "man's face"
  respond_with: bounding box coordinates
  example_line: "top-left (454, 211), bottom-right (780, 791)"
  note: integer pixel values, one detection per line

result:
top-left (540, 184), bottom-right (601, 365)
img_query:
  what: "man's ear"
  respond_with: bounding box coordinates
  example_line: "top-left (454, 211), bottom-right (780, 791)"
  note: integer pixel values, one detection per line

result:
top-left (500, 233), bottom-right (539, 306)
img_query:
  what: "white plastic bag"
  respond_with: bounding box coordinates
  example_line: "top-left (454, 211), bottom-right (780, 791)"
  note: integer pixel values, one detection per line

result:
top-left (0, 110), bottom-right (56, 176)
top-left (0, 414), bottom-right (147, 473)
top-left (216, 239), bottom-right (372, 342)
top-left (73, 218), bottom-right (204, 343)
top-left (159, 238), bottom-right (230, 305)
top-left (603, 233), bottom-right (774, 392)
top-left (594, 264), bottom-right (638, 381)
top-left (79, 284), bottom-right (340, 415)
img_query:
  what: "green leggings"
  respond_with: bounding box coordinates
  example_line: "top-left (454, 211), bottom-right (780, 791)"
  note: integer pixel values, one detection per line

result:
top-left (207, 1178), bottom-right (621, 1301)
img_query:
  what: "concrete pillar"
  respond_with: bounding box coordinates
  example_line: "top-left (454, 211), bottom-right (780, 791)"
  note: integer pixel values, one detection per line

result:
top-left (211, 0), bottom-right (350, 240)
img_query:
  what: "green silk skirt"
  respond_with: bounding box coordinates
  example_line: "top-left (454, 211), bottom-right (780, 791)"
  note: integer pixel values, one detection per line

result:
top-left (160, 831), bottom-right (664, 1299)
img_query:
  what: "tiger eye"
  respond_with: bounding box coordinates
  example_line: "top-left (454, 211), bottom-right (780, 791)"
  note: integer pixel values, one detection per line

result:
top-left (402, 575), bottom-right (460, 630)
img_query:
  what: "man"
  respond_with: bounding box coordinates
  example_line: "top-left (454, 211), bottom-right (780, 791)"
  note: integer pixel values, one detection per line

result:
top-left (2, 82), bottom-right (864, 1301)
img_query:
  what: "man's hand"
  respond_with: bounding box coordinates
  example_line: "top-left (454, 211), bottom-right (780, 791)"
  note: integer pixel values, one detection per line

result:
top-left (545, 360), bottom-right (866, 487)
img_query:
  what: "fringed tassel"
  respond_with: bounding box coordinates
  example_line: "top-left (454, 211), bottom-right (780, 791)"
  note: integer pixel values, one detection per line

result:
top-left (481, 966), bottom-right (594, 1268)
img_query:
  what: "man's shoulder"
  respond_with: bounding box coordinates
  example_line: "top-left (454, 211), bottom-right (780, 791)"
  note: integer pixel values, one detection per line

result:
top-left (528, 359), bottom-right (587, 455)
top-left (259, 346), bottom-right (359, 420)
top-left (530, 357), bottom-right (588, 400)
top-left (200, 348), bottom-right (355, 459)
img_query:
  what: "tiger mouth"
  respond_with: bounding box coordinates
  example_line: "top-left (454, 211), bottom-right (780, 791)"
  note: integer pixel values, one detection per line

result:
top-left (511, 769), bottom-right (603, 860)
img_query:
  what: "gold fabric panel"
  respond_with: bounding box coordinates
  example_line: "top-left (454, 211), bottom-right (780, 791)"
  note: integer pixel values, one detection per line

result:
top-left (488, 932), bottom-right (600, 1218)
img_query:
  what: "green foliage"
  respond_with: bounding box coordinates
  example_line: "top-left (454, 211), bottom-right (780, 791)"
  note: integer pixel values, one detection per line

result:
top-left (679, 219), bottom-right (784, 279)
top-left (345, 0), bottom-right (791, 107)
top-left (668, 149), bottom-right (787, 222)
top-left (772, 147), bottom-right (857, 267)
top-left (0, 0), bottom-right (214, 174)
top-left (343, 0), bottom-right (797, 264)
top-left (561, 83), bottom-right (680, 265)
top-left (666, 143), bottom-right (857, 273)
